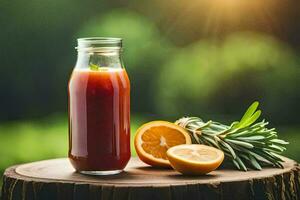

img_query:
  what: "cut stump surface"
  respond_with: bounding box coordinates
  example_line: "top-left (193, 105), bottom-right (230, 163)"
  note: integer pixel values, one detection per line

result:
top-left (1, 157), bottom-right (299, 200)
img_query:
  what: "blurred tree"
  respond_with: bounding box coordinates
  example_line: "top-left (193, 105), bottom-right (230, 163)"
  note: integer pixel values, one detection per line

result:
top-left (0, 0), bottom-right (299, 124)
top-left (0, 0), bottom-right (115, 120)
top-left (134, 0), bottom-right (300, 51)
top-left (76, 9), bottom-right (174, 114)
top-left (156, 32), bottom-right (300, 124)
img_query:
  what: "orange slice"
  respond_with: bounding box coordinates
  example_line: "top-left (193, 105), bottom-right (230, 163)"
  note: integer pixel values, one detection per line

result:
top-left (134, 121), bottom-right (192, 167)
top-left (167, 144), bottom-right (224, 175)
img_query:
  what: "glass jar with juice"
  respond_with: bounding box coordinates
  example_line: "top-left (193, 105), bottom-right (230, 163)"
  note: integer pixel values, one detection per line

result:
top-left (68, 38), bottom-right (130, 175)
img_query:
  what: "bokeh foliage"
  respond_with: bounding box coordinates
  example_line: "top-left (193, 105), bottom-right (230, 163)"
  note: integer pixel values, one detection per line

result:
top-left (156, 32), bottom-right (300, 123)
top-left (76, 9), bottom-right (175, 113)
top-left (0, 1), bottom-right (299, 123)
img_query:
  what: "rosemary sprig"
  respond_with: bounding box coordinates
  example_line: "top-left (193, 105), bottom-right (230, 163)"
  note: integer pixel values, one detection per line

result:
top-left (175, 101), bottom-right (289, 171)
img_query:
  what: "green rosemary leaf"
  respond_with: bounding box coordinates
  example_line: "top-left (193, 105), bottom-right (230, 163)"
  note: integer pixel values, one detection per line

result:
top-left (266, 144), bottom-right (286, 152)
top-left (228, 143), bottom-right (264, 162)
top-left (243, 140), bottom-right (266, 147)
top-left (224, 139), bottom-right (254, 149)
top-left (187, 131), bottom-right (201, 144)
top-left (263, 148), bottom-right (282, 154)
top-left (219, 140), bottom-right (237, 159)
top-left (249, 154), bottom-right (262, 170)
top-left (268, 152), bottom-right (284, 162)
top-left (201, 129), bottom-right (221, 136)
top-left (228, 125), bottom-right (263, 136)
top-left (260, 127), bottom-right (275, 133)
top-left (254, 153), bottom-right (277, 165)
top-left (201, 135), bottom-right (220, 148)
top-left (229, 121), bottom-right (239, 129)
top-left (234, 101), bottom-right (259, 129)
top-left (237, 135), bottom-right (266, 140)
top-left (254, 149), bottom-right (283, 163)
top-left (248, 151), bottom-right (271, 164)
top-left (239, 153), bottom-right (250, 162)
top-left (275, 162), bottom-right (284, 168)
top-left (251, 120), bottom-right (268, 128)
top-left (270, 139), bottom-right (289, 145)
top-left (227, 130), bottom-right (250, 137)
top-left (265, 134), bottom-right (278, 140)
top-left (198, 137), bottom-right (207, 145)
top-left (235, 156), bottom-right (247, 171)
top-left (239, 153), bottom-right (263, 170)
top-left (243, 110), bottom-right (261, 127)
top-left (232, 159), bottom-right (241, 170)
top-left (209, 123), bottom-right (229, 131)
top-left (239, 102), bottom-right (259, 123)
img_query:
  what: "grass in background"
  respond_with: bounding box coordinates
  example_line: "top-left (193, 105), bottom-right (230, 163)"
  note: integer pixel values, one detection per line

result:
top-left (0, 116), bottom-right (67, 172)
top-left (278, 127), bottom-right (300, 162)
top-left (0, 115), bottom-right (145, 175)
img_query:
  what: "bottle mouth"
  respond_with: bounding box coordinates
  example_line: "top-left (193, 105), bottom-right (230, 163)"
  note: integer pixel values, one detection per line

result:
top-left (76, 37), bottom-right (122, 52)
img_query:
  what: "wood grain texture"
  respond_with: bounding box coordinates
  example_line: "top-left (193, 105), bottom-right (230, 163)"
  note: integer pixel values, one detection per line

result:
top-left (1, 157), bottom-right (299, 200)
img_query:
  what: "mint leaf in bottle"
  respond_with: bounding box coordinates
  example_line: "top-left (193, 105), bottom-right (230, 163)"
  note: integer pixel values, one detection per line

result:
top-left (89, 63), bottom-right (100, 71)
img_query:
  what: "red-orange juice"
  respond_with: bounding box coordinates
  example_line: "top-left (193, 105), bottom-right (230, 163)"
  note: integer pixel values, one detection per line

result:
top-left (68, 67), bottom-right (130, 173)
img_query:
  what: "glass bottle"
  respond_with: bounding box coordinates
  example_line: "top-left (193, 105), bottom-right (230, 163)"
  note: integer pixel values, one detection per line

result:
top-left (68, 37), bottom-right (130, 175)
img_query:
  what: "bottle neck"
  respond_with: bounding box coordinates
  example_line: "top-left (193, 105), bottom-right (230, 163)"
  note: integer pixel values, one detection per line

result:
top-left (76, 51), bottom-right (123, 70)
top-left (75, 37), bottom-right (124, 70)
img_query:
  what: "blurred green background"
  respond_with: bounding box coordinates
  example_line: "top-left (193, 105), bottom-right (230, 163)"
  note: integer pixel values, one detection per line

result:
top-left (0, 0), bottom-right (299, 183)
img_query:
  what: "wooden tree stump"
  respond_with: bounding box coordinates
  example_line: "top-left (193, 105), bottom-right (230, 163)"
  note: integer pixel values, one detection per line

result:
top-left (1, 157), bottom-right (299, 200)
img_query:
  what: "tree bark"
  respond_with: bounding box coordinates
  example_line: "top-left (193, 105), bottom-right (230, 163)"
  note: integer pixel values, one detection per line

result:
top-left (1, 157), bottom-right (299, 200)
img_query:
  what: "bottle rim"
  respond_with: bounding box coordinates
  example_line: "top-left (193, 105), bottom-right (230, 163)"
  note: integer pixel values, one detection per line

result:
top-left (76, 37), bottom-right (122, 52)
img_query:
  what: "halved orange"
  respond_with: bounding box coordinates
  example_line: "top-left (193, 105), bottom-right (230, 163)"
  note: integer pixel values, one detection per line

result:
top-left (167, 144), bottom-right (224, 175)
top-left (134, 121), bottom-right (192, 167)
